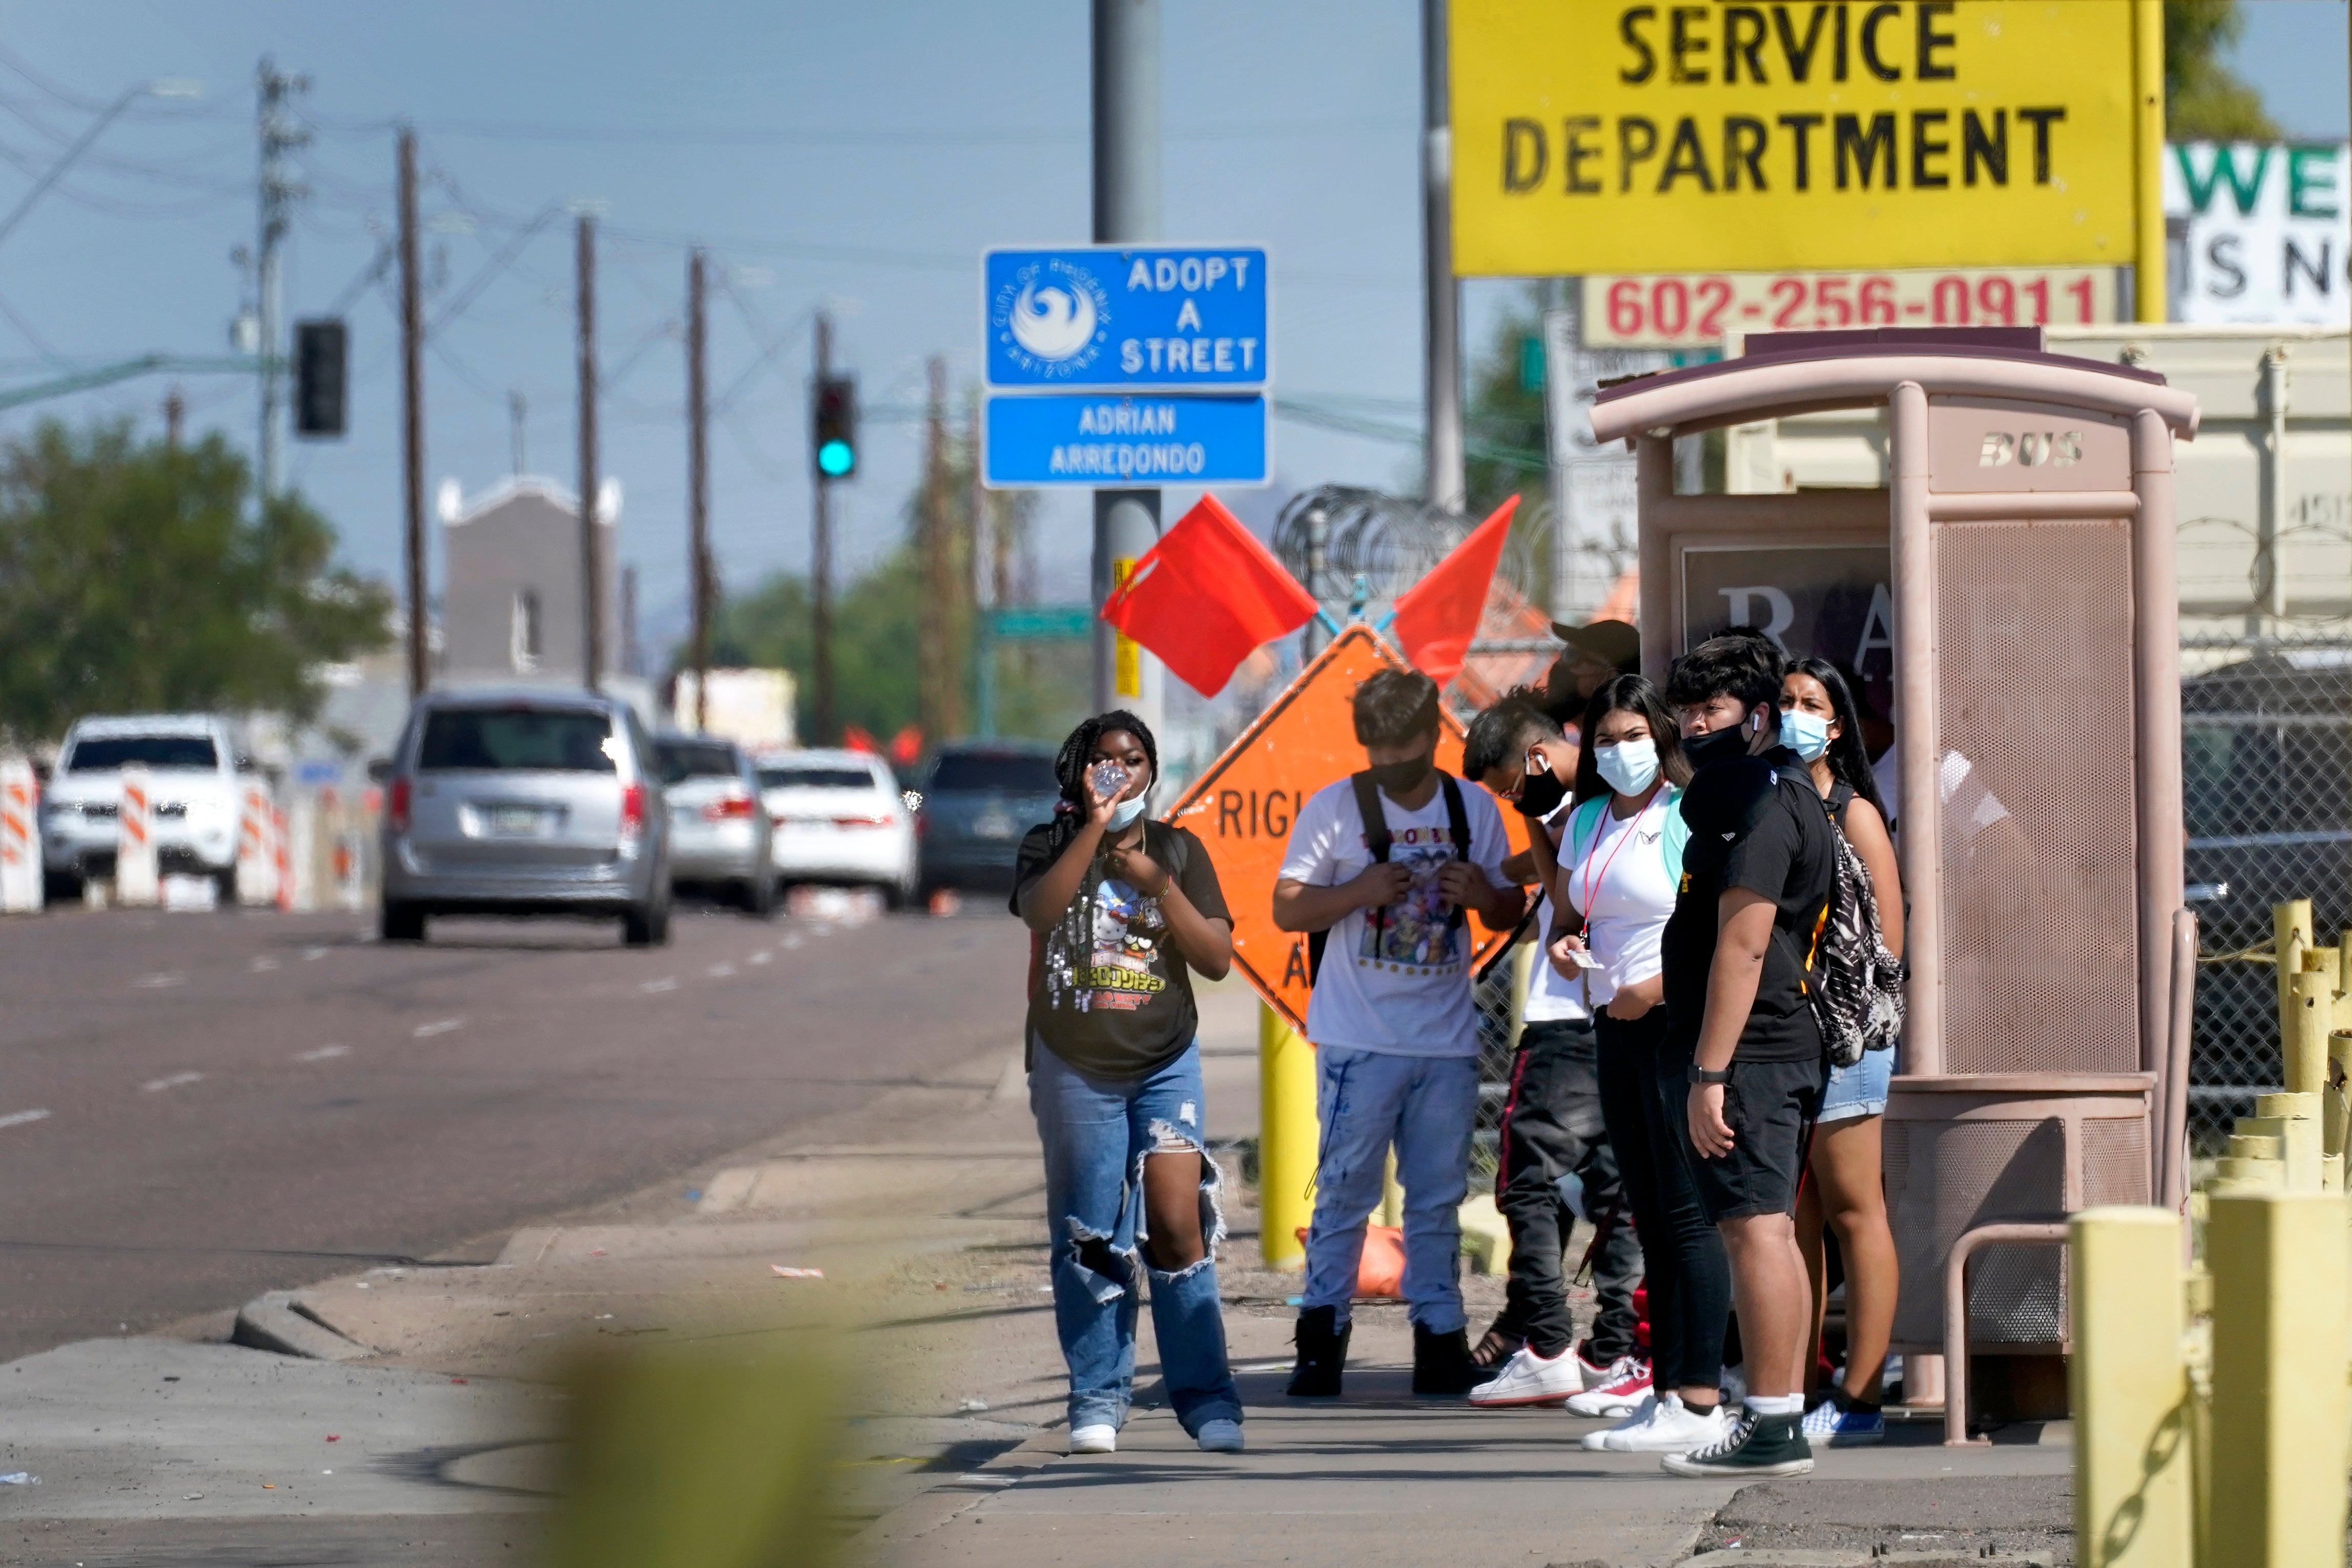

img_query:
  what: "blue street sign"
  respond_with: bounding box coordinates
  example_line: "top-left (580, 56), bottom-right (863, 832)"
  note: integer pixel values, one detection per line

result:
top-left (983, 246), bottom-right (1268, 389)
top-left (984, 393), bottom-right (1268, 488)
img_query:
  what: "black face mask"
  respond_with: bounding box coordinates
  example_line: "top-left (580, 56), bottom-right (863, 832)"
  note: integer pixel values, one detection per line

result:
top-left (1515, 766), bottom-right (1570, 819)
top-left (1366, 751), bottom-right (1435, 797)
top-left (1681, 721), bottom-right (1755, 774)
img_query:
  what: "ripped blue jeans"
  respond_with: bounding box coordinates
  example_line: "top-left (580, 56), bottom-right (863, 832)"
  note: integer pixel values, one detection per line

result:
top-left (1029, 1036), bottom-right (1240, 1435)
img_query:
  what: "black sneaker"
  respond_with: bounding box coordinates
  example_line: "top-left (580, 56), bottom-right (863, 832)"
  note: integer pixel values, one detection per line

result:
top-left (1411, 1324), bottom-right (1482, 1396)
top-left (1659, 1408), bottom-right (1814, 1478)
top-left (1286, 1306), bottom-right (1350, 1397)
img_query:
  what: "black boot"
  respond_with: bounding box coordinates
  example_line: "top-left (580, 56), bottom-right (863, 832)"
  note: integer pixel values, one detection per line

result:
top-left (1286, 1306), bottom-right (1349, 1397)
top-left (1412, 1324), bottom-right (1481, 1396)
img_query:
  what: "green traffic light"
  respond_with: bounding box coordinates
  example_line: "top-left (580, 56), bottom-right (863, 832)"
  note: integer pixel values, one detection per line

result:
top-left (817, 439), bottom-right (854, 478)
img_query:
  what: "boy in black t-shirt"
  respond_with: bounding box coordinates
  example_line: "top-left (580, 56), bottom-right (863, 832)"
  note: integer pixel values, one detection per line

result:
top-left (1655, 633), bottom-right (1836, 1479)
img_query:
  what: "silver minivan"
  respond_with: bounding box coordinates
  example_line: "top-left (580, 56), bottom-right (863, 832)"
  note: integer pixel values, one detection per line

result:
top-left (378, 689), bottom-right (672, 945)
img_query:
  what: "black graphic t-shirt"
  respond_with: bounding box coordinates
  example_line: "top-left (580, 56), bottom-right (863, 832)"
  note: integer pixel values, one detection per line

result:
top-left (1660, 746), bottom-right (1836, 1066)
top-left (1014, 819), bottom-right (1231, 1079)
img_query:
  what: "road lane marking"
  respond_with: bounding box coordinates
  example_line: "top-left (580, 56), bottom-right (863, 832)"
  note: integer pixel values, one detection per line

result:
top-left (298, 1045), bottom-right (349, 1062)
top-left (0, 1110), bottom-right (52, 1130)
top-left (748, 951), bottom-right (773, 965)
top-left (782, 935), bottom-right (804, 950)
top-left (251, 957), bottom-right (280, 973)
top-left (142, 1072), bottom-right (204, 1093)
top-left (302, 946), bottom-right (327, 961)
top-left (707, 963), bottom-right (736, 979)
top-left (641, 977), bottom-right (678, 994)
top-left (133, 973), bottom-right (185, 989)
top-left (412, 1018), bottom-right (464, 1038)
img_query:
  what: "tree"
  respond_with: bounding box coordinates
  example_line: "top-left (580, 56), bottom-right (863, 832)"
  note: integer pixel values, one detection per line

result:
top-left (2166, 0), bottom-right (2280, 142)
top-left (0, 418), bottom-right (391, 742)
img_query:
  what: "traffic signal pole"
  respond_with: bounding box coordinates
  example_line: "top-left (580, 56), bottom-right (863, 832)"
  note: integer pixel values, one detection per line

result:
top-left (1090, 0), bottom-right (1164, 736)
top-left (1422, 0), bottom-right (1464, 513)
top-left (811, 312), bottom-right (836, 746)
top-left (576, 212), bottom-right (603, 692)
top-left (397, 128), bottom-right (428, 700)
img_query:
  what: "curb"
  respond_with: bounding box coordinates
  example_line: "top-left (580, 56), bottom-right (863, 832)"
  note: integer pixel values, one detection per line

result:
top-left (230, 1290), bottom-right (375, 1362)
top-left (1676, 1554), bottom-right (2056, 1566)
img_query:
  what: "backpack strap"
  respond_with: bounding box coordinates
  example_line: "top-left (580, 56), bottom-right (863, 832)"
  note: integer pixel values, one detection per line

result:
top-left (1438, 772), bottom-right (1472, 935)
top-left (1312, 772), bottom-right (1395, 983)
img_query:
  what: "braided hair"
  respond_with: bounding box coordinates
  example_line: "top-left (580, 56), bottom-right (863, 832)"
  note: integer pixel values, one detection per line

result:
top-left (1040, 709), bottom-right (1160, 863)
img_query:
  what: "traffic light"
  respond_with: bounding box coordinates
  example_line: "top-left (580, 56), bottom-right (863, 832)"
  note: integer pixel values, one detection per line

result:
top-left (293, 318), bottom-right (347, 438)
top-left (812, 374), bottom-right (856, 479)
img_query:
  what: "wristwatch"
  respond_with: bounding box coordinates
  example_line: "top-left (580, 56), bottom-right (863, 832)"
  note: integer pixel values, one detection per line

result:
top-left (1686, 1064), bottom-right (1731, 1086)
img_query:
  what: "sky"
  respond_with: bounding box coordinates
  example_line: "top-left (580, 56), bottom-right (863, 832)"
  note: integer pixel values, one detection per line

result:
top-left (0, 1), bottom-right (2343, 661)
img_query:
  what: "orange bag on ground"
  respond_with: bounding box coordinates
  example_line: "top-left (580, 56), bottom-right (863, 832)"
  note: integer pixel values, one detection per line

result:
top-left (1293, 1224), bottom-right (1407, 1298)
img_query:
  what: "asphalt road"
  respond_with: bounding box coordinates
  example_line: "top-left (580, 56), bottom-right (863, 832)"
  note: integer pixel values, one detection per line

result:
top-left (0, 896), bottom-right (1027, 1363)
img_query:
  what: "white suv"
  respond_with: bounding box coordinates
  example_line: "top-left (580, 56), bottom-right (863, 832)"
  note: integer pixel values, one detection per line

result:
top-left (42, 714), bottom-right (251, 899)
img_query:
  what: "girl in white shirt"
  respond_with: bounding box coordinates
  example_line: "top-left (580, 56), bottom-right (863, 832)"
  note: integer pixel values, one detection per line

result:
top-left (1554, 676), bottom-right (1737, 1456)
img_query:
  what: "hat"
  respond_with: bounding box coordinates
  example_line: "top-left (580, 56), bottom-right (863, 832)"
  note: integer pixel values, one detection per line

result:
top-left (1548, 618), bottom-right (1640, 673)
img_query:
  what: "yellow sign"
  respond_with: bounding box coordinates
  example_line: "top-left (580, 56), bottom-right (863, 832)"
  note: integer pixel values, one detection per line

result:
top-left (1111, 557), bottom-right (1142, 697)
top-left (1452, 1), bottom-right (2142, 277)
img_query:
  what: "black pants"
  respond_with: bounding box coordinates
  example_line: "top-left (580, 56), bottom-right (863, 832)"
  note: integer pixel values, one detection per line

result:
top-left (1594, 1006), bottom-right (1731, 1394)
top-left (1492, 1019), bottom-right (1642, 1360)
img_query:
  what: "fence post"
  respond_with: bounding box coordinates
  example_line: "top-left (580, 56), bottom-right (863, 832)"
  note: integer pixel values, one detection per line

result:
top-left (2286, 970), bottom-right (2332, 1101)
top-left (2274, 900), bottom-right (2312, 1041)
top-left (1258, 1002), bottom-right (1316, 1270)
top-left (2070, 1207), bottom-right (2192, 1568)
top-left (2327, 1031), bottom-right (2352, 1192)
top-left (2204, 1190), bottom-right (2352, 1567)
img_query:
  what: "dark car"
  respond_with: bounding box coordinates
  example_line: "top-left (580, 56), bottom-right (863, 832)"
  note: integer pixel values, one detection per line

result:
top-left (2181, 647), bottom-right (2350, 1134)
top-left (915, 741), bottom-right (1060, 895)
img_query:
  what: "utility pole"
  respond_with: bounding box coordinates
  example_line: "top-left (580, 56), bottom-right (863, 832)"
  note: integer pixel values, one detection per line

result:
top-left (254, 58), bottom-right (308, 503)
top-left (687, 249), bottom-right (712, 734)
top-left (1090, 0), bottom-right (1164, 733)
top-left (398, 128), bottom-right (428, 700)
top-left (162, 385), bottom-right (184, 450)
top-left (1421, 0), bottom-right (1464, 513)
top-left (575, 212), bottom-right (603, 692)
top-left (810, 312), bottom-right (836, 746)
top-left (508, 390), bottom-right (528, 476)
top-left (918, 355), bottom-right (960, 743)
top-left (621, 564), bottom-right (641, 678)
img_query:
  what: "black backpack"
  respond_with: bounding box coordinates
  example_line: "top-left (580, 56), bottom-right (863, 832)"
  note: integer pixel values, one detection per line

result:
top-left (1802, 779), bottom-right (1906, 1068)
top-left (1307, 771), bottom-right (1471, 982)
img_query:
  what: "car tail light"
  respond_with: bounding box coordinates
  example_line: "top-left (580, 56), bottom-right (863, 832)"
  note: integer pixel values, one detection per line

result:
top-left (704, 792), bottom-right (757, 821)
top-left (388, 777), bottom-right (411, 834)
top-left (834, 813), bottom-right (893, 829)
top-left (620, 782), bottom-right (646, 840)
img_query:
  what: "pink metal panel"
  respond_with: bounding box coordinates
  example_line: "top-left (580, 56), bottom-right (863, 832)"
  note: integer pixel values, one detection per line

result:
top-left (2132, 410), bottom-right (2186, 1080)
top-left (1932, 518), bottom-right (2140, 1074)
top-left (1927, 399), bottom-right (2132, 493)
top-left (1891, 383), bottom-right (1944, 1076)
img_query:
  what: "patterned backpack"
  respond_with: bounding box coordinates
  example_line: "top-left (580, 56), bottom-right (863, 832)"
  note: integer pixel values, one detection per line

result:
top-left (1801, 780), bottom-right (1906, 1069)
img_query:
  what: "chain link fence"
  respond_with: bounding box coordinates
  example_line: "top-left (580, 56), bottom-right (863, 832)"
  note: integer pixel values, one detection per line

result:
top-left (2185, 630), bottom-right (2352, 1151)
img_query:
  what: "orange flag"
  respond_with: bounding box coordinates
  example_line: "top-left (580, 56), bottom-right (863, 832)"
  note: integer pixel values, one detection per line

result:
top-left (1390, 496), bottom-right (1519, 686)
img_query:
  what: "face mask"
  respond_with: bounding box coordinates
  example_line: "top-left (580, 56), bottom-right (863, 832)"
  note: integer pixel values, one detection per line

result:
top-left (1595, 738), bottom-right (1661, 798)
top-left (1366, 751), bottom-right (1435, 797)
top-left (1515, 760), bottom-right (1569, 819)
top-left (1107, 793), bottom-right (1149, 830)
top-left (1681, 720), bottom-right (1754, 773)
top-left (1779, 708), bottom-right (1832, 761)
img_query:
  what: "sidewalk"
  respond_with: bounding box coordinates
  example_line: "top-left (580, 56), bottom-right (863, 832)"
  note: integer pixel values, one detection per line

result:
top-left (1, 974), bottom-right (2076, 1567)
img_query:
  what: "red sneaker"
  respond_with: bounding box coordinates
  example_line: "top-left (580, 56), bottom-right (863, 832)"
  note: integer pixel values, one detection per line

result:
top-left (1564, 1355), bottom-right (1654, 1417)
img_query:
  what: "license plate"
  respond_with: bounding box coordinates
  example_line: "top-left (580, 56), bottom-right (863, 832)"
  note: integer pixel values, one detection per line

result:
top-left (484, 806), bottom-right (544, 835)
top-left (973, 814), bottom-right (1014, 840)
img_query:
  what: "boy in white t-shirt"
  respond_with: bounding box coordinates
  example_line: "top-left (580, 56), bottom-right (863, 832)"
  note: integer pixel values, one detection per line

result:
top-left (1273, 670), bottom-right (1521, 1398)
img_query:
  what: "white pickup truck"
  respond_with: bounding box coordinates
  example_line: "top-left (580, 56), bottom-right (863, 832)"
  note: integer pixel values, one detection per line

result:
top-left (41, 714), bottom-right (253, 899)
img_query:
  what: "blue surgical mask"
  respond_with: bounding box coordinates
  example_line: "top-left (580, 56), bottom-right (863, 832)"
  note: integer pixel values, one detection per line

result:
top-left (1594, 738), bottom-right (1660, 798)
top-left (1780, 708), bottom-right (1832, 761)
top-left (1107, 793), bottom-right (1149, 830)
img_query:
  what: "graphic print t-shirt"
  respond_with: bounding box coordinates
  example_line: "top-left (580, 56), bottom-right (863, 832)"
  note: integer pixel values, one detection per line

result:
top-left (1015, 819), bottom-right (1231, 1079)
top-left (1279, 774), bottom-right (1511, 1058)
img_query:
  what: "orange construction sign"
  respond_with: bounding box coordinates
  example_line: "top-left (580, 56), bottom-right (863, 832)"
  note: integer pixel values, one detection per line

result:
top-left (1163, 623), bottom-right (1531, 1037)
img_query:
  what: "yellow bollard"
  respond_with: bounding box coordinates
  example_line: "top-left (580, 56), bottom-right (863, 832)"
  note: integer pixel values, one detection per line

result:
top-left (2326, 1031), bottom-right (2352, 1172)
top-left (2336, 937), bottom-right (2352, 1033)
top-left (1258, 1002), bottom-right (1318, 1270)
top-left (2070, 1208), bottom-right (2192, 1568)
top-left (2274, 900), bottom-right (2312, 1038)
top-left (1376, 1145), bottom-right (1404, 1228)
top-left (2204, 1190), bottom-right (2352, 1567)
top-left (2286, 971), bottom-right (2333, 1099)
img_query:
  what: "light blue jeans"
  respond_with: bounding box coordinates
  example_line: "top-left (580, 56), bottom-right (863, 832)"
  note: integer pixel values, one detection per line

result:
top-left (1302, 1046), bottom-right (1481, 1332)
top-left (1029, 1036), bottom-right (1241, 1435)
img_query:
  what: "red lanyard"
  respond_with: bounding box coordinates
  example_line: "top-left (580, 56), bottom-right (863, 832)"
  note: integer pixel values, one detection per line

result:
top-left (1576, 790), bottom-right (1658, 920)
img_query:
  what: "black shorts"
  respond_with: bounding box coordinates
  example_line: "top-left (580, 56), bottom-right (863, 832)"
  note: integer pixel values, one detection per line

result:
top-left (1682, 1055), bottom-right (1826, 1222)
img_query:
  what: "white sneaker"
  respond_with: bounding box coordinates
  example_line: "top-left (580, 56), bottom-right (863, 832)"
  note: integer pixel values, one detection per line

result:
top-left (1579, 1392), bottom-right (1658, 1450)
top-left (1196, 1418), bottom-right (1245, 1453)
top-left (1468, 1344), bottom-right (1584, 1407)
top-left (1564, 1355), bottom-right (1653, 1416)
top-left (1068, 1423), bottom-right (1118, 1455)
top-left (1602, 1394), bottom-right (1734, 1452)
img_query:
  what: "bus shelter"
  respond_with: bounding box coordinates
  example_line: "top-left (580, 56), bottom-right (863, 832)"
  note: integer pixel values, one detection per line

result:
top-left (1587, 327), bottom-right (2201, 1444)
